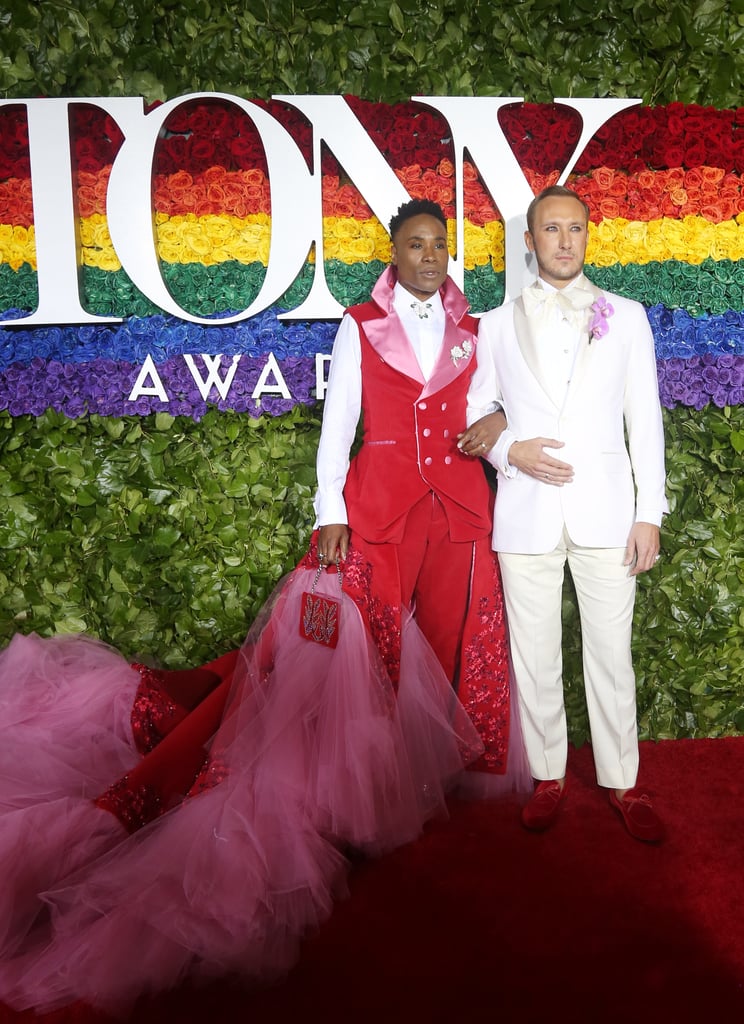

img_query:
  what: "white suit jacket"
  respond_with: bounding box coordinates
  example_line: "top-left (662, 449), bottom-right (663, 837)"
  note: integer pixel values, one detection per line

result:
top-left (470, 277), bottom-right (668, 554)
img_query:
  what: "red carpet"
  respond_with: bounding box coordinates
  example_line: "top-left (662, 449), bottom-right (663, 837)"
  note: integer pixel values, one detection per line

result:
top-left (3, 737), bottom-right (744, 1023)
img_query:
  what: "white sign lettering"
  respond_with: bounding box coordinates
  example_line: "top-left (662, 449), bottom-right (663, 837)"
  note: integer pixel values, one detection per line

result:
top-left (0, 94), bottom-right (640, 327)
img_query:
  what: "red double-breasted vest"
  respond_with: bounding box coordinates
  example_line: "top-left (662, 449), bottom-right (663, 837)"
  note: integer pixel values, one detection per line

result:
top-left (342, 297), bottom-right (492, 545)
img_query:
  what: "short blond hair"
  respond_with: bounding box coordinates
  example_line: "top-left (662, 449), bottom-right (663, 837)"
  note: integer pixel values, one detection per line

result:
top-left (526, 186), bottom-right (590, 234)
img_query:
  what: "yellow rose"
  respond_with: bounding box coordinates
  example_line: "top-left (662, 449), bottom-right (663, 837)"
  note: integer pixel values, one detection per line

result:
top-left (343, 236), bottom-right (376, 262)
top-left (463, 221), bottom-right (490, 270)
top-left (325, 217), bottom-right (361, 242)
top-left (202, 215), bottom-right (234, 246)
top-left (158, 241), bottom-right (183, 263)
top-left (156, 221), bottom-right (183, 248)
top-left (1, 226), bottom-right (35, 270)
top-left (586, 221), bottom-right (619, 266)
top-left (200, 247), bottom-right (231, 267)
top-left (367, 221), bottom-right (391, 261)
top-left (618, 220), bottom-right (649, 260)
top-left (643, 220), bottom-right (673, 262)
top-left (179, 223), bottom-right (212, 259)
top-left (678, 216), bottom-right (715, 263)
top-left (710, 220), bottom-right (741, 261)
top-left (484, 221), bottom-right (505, 271)
top-left (234, 222), bottom-right (270, 264)
top-left (97, 250), bottom-right (123, 272)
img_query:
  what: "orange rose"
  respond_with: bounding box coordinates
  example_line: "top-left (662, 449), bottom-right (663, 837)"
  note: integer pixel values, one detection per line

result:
top-left (592, 166), bottom-right (615, 190)
top-left (206, 183), bottom-right (226, 205)
top-left (395, 165), bottom-right (423, 189)
top-left (153, 186), bottom-right (176, 215)
top-left (94, 167), bottom-right (110, 204)
top-left (700, 166), bottom-right (725, 185)
top-left (168, 169), bottom-right (195, 192)
top-left (597, 197), bottom-right (620, 219)
top-left (242, 168), bottom-right (266, 187)
top-left (608, 175), bottom-right (629, 198)
top-left (77, 186), bottom-right (98, 218)
top-left (701, 199), bottom-right (735, 222)
top-left (321, 175), bottom-right (340, 197)
top-left (202, 165), bottom-right (227, 185)
top-left (76, 170), bottom-right (98, 190)
top-left (426, 184), bottom-right (453, 206)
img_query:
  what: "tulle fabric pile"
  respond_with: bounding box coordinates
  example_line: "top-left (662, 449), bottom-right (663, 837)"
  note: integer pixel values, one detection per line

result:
top-left (0, 565), bottom-right (509, 1017)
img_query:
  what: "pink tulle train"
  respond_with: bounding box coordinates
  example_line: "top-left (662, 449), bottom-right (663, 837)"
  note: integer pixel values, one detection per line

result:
top-left (0, 567), bottom-right (528, 1016)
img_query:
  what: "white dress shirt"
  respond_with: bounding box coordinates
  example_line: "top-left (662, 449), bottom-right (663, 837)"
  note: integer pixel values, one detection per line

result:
top-left (468, 275), bottom-right (586, 481)
top-left (313, 283), bottom-right (446, 526)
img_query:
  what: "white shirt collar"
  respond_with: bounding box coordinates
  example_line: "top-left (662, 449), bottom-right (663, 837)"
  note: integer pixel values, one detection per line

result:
top-left (393, 282), bottom-right (444, 319)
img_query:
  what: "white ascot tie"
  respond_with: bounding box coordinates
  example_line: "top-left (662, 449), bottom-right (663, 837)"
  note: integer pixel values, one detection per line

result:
top-left (522, 282), bottom-right (595, 328)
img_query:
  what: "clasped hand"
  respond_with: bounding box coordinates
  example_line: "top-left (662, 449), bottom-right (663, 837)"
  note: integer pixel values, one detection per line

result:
top-left (508, 437), bottom-right (574, 486)
top-left (457, 410), bottom-right (506, 456)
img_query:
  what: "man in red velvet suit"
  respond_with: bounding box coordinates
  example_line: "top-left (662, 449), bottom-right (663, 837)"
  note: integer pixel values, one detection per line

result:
top-left (314, 199), bottom-right (518, 783)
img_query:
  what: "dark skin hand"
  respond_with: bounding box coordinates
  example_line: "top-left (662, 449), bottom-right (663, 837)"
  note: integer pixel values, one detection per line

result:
top-left (317, 523), bottom-right (350, 565)
top-left (456, 410), bottom-right (507, 456)
top-left (319, 415), bottom-right (508, 562)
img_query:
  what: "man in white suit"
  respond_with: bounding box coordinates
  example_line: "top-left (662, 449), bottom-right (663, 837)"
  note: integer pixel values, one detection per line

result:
top-left (462, 186), bottom-right (668, 841)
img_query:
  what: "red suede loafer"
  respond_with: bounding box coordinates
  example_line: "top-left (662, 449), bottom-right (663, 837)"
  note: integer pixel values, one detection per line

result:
top-left (609, 788), bottom-right (665, 843)
top-left (521, 779), bottom-right (567, 832)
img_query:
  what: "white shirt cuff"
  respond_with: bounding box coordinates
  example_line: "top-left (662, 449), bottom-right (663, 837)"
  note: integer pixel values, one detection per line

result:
top-left (635, 510), bottom-right (664, 527)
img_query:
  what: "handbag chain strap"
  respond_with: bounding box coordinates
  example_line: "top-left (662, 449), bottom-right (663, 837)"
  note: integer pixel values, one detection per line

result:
top-left (310, 560), bottom-right (343, 595)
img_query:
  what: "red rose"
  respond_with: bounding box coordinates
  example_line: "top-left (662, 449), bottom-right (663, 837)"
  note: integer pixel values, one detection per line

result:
top-left (230, 136), bottom-right (264, 169)
top-left (189, 138), bottom-right (218, 165)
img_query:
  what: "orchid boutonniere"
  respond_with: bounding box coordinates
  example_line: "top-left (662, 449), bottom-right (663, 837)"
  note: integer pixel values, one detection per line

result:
top-left (450, 339), bottom-right (473, 366)
top-left (588, 295), bottom-right (615, 343)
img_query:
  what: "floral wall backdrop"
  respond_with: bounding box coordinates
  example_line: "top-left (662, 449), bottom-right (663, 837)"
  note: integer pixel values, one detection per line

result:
top-left (1, 0), bottom-right (743, 743)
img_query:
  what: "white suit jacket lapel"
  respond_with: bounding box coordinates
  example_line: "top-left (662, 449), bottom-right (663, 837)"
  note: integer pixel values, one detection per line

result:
top-left (562, 278), bottom-right (603, 411)
top-left (513, 296), bottom-right (561, 409)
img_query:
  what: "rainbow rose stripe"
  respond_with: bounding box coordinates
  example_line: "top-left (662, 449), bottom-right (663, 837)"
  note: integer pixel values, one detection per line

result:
top-left (2, 99), bottom-right (744, 418)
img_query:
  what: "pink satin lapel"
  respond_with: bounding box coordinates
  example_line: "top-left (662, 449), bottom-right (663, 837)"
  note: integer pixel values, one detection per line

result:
top-left (420, 316), bottom-right (474, 398)
top-left (363, 313), bottom-right (425, 383)
top-left (362, 269), bottom-right (475, 391)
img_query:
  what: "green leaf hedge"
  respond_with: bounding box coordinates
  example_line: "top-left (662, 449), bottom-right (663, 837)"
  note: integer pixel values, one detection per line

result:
top-left (0, 406), bottom-right (320, 664)
top-left (2, 0), bottom-right (744, 742)
top-left (3, 0), bottom-right (744, 105)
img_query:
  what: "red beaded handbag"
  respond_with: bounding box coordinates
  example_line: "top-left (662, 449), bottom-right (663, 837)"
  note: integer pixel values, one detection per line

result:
top-left (299, 562), bottom-right (342, 648)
